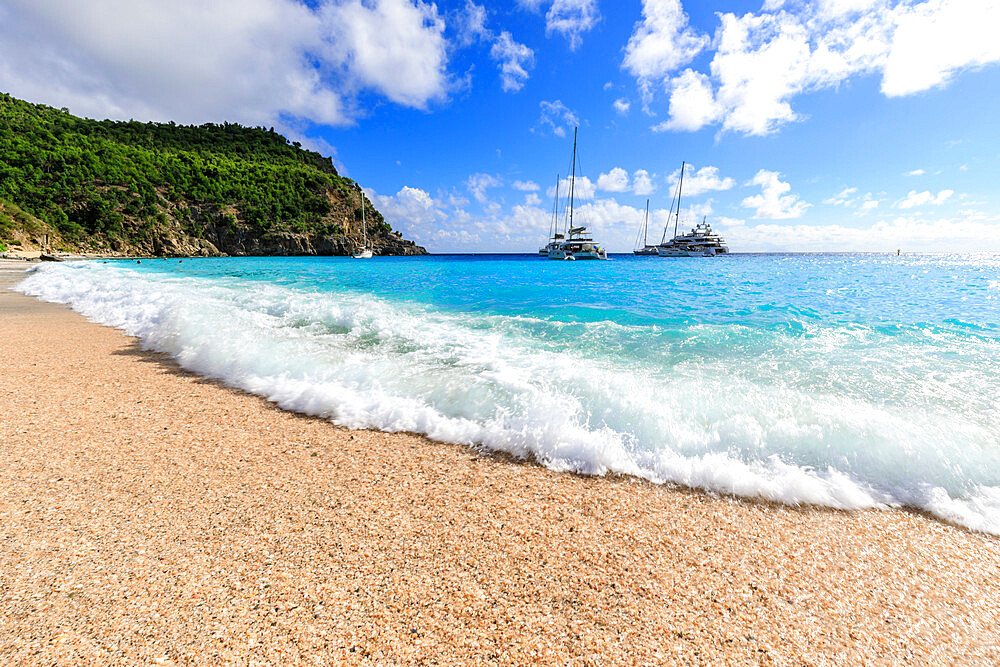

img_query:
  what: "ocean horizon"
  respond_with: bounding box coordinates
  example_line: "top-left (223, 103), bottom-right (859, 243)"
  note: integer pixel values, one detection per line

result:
top-left (17, 252), bottom-right (1000, 534)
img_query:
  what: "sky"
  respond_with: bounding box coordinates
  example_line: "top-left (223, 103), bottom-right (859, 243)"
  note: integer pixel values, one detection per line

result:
top-left (2, 0), bottom-right (1000, 252)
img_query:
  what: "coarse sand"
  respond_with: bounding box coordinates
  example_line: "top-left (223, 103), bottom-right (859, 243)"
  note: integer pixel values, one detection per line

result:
top-left (1, 261), bottom-right (999, 664)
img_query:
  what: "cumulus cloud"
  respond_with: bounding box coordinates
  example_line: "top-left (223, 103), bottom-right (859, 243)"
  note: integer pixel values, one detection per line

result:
top-left (895, 189), bottom-right (954, 209)
top-left (512, 180), bottom-right (540, 191)
top-left (622, 0), bottom-right (709, 101)
top-left (666, 165), bottom-right (735, 197)
top-left (613, 98), bottom-right (631, 114)
top-left (626, 0), bottom-right (1000, 136)
top-left (742, 170), bottom-right (811, 219)
top-left (597, 167), bottom-right (630, 193)
top-left (907, 168), bottom-right (926, 176)
top-left (536, 99), bottom-right (579, 137)
top-left (654, 69), bottom-right (721, 132)
top-left (0, 0), bottom-right (449, 129)
top-left (632, 170), bottom-right (656, 196)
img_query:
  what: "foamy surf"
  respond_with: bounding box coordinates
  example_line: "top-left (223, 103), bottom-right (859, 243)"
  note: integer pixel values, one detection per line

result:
top-left (16, 258), bottom-right (1000, 535)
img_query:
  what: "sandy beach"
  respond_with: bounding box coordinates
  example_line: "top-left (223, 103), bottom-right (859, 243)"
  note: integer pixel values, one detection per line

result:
top-left (1, 259), bottom-right (999, 664)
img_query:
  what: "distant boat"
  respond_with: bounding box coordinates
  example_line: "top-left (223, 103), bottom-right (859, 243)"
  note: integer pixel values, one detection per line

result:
top-left (656, 162), bottom-right (729, 257)
top-left (353, 185), bottom-right (373, 259)
top-left (547, 127), bottom-right (607, 260)
top-left (633, 199), bottom-right (658, 255)
top-left (659, 216), bottom-right (730, 257)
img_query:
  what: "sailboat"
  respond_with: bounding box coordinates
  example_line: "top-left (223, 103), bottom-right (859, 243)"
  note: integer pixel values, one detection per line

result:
top-left (547, 127), bottom-right (607, 260)
top-left (538, 174), bottom-right (564, 256)
top-left (656, 162), bottom-right (729, 257)
top-left (633, 199), bottom-right (658, 255)
top-left (353, 185), bottom-right (373, 259)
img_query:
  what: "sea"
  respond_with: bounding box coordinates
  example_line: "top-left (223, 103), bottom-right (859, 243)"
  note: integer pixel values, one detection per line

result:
top-left (16, 253), bottom-right (1000, 534)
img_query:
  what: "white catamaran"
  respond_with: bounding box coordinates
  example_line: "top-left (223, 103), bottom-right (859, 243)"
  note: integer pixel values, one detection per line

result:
top-left (353, 185), bottom-right (373, 259)
top-left (656, 161), bottom-right (730, 257)
top-left (547, 127), bottom-right (607, 260)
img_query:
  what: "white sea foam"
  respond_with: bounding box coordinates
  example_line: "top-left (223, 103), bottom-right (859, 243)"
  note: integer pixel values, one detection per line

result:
top-left (16, 262), bottom-right (1000, 534)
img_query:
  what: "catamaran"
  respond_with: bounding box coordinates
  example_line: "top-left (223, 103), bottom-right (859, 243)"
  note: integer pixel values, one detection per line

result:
top-left (633, 199), bottom-right (658, 255)
top-left (547, 127), bottom-right (607, 260)
top-left (656, 161), bottom-right (729, 257)
top-left (353, 185), bottom-right (373, 259)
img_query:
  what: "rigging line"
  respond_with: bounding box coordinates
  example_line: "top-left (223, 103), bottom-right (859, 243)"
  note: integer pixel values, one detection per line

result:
top-left (661, 165), bottom-right (683, 244)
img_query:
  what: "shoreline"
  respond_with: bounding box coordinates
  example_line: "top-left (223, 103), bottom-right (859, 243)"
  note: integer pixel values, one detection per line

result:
top-left (2, 260), bottom-right (999, 662)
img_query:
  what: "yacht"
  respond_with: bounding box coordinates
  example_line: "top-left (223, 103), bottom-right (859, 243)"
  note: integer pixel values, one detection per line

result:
top-left (657, 218), bottom-right (729, 256)
top-left (656, 161), bottom-right (729, 257)
top-left (547, 127), bottom-right (607, 260)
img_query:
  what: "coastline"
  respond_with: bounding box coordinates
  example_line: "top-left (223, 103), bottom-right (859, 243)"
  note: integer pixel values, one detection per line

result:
top-left (2, 260), bottom-right (999, 663)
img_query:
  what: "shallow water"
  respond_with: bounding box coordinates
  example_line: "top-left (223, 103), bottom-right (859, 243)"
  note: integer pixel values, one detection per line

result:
top-left (17, 253), bottom-right (1000, 533)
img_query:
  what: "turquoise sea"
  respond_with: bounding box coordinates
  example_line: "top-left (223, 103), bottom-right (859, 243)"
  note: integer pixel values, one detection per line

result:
top-left (17, 253), bottom-right (1000, 533)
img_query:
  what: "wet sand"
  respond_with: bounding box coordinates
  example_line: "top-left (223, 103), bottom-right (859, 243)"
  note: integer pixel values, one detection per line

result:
top-left (2, 260), bottom-right (998, 663)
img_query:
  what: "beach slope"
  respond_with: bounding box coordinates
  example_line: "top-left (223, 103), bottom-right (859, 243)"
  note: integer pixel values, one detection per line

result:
top-left (1, 261), bottom-right (998, 663)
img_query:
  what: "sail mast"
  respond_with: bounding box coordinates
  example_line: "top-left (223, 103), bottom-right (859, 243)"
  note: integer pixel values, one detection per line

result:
top-left (568, 127), bottom-right (578, 236)
top-left (361, 188), bottom-right (367, 247)
top-left (673, 161), bottom-right (685, 240)
top-left (643, 199), bottom-right (649, 246)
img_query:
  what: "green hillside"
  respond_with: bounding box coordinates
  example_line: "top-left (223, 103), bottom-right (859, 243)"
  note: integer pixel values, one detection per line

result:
top-left (0, 93), bottom-right (424, 256)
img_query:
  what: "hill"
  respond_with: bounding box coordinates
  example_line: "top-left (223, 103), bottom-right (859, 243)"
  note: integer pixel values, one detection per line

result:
top-left (0, 93), bottom-right (425, 257)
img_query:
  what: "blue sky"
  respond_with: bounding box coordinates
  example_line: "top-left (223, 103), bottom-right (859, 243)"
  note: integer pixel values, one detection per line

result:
top-left (2, 0), bottom-right (999, 252)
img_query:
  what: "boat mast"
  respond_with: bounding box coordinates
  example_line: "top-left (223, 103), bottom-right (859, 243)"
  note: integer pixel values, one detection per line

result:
top-left (550, 174), bottom-right (560, 241)
top-left (673, 161), bottom-right (685, 240)
top-left (361, 188), bottom-right (367, 248)
top-left (643, 199), bottom-right (650, 247)
top-left (568, 127), bottom-right (578, 237)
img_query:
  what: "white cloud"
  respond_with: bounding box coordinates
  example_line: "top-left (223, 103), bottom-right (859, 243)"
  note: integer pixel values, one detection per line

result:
top-left (882, 0), bottom-right (1000, 97)
top-left (613, 97), bottom-right (631, 114)
top-left (466, 172), bottom-right (502, 203)
top-left (629, 0), bottom-right (1000, 136)
top-left (895, 189), bottom-right (954, 209)
top-left (516, 0), bottom-right (599, 50)
top-left (597, 167), bottom-right (630, 192)
top-left (455, 2), bottom-right (535, 93)
top-left (861, 199), bottom-right (879, 210)
top-left (666, 165), bottom-right (735, 197)
top-left (824, 187), bottom-right (859, 205)
top-left (654, 69), bottom-right (721, 132)
top-left (0, 0), bottom-right (448, 130)
top-left (512, 180), bottom-right (540, 191)
top-left (622, 0), bottom-right (709, 101)
top-left (490, 31), bottom-right (535, 92)
top-left (907, 168), bottom-right (926, 176)
top-left (456, 0), bottom-right (489, 46)
top-left (524, 193), bottom-right (542, 206)
top-left (536, 99), bottom-right (579, 137)
top-left (632, 170), bottom-right (656, 196)
top-left (546, 176), bottom-right (596, 201)
top-left (545, 0), bottom-right (600, 50)
top-left (725, 214), bottom-right (1000, 252)
top-left (371, 185), bottom-right (449, 240)
top-left (742, 170), bottom-right (811, 219)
